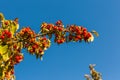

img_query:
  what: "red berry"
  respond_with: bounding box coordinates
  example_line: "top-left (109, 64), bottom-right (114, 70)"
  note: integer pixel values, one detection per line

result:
top-left (56, 20), bottom-right (62, 25)
top-left (19, 55), bottom-right (23, 60)
top-left (15, 56), bottom-right (19, 60)
top-left (13, 45), bottom-right (17, 49)
top-left (29, 49), bottom-right (35, 53)
top-left (75, 38), bottom-right (79, 41)
top-left (76, 35), bottom-right (82, 40)
top-left (4, 30), bottom-right (9, 33)
top-left (69, 36), bottom-right (73, 40)
top-left (4, 21), bottom-right (9, 25)
top-left (39, 48), bottom-right (43, 53)
top-left (57, 39), bottom-right (64, 44)
top-left (83, 28), bottom-right (87, 31)
top-left (83, 31), bottom-right (87, 37)
top-left (25, 44), bottom-right (29, 48)
top-left (58, 27), bottom-right (63, 31)
top-left (53, 26), bottom-right (58, 30)
top-left (76, 30), bottom-right (81, 34)
top-left (11, 70), bottom-right (14, 74)
top-left (87, 32), bottom-right (91, 38)
top-left (32, 45), bottom-right (38, 49)
top-left (0, 35), bottom-right (5, 39)
top-left (42, 37), bottom-right (47, 40)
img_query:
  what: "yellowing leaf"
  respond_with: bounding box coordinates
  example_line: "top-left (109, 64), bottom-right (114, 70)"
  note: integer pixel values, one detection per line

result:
top-left (2, 52), bottom-right (9, 61)
top-left (0, 13), bottom-right (4, 21)
top-left (9, 20), bottom-right (19, 36)
top-left (91, 30), bottom-right (99, 37)
top-left (0, 45), bottom-right (8, 55)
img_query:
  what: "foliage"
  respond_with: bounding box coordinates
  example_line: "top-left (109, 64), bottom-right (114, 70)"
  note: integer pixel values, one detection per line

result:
top-left (0, 13), bottom-right (99, 80)
top-left (85, 64), bottom-right (102, 80)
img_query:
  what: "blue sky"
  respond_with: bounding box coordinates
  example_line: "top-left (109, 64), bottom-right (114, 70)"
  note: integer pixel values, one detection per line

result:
top-left (0, 0), bottom-right (120, 80)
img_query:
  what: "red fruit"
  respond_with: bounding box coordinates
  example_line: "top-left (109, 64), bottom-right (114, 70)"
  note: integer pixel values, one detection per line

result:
top-left (7, 33), bottom-right (12, 38)
top-left (46, 25), bottom-right (51, 29)
top-left (53, 26), bottom-right (58, 30)
top-left (69, 36), bottom-right (73, 40)
top-left (76, 35), bottom-right (82, 40)
top-left (32, 45), bottom-right (38, 49)
top-left (39, 48), bottom-right (43, 53)
top-left (43, 42), bottom-right (47, 47)
top-left (15, 56), bottom-right (19, 60)
top-left (11, 70), bottom-right (14, 74)
top-left (22, 29), bottom-right (25, 32)
top-left (83, 31), bottom-right (87, 37)
top-left (58, 27), bottom-right (63, 31)
top-left (60, 39), bottom-right (65, 43)
top-left (57, 40), bottom-right (60, 44)
top-left (0, 35), bottom-right (5, 39)
top-left (42, 37), bottom-right (47, 40)
top-left (4, 30), bottom-right (9, 33)
top-left (77, 30), bottom-right (82, 34)
top-left (25, 44), bottom-right (29, 48)
top-left (30, 38), bottom-right (35, 43)
top-left (29, 49), bottom-right (35, 53)
top-left (83, 28), bottom-right (87, 31)
top-left (75, 38), bottom-right (79, 41)
top-left (13, 45), bottom-right (17, 49)
top-left (2, 30), bottom-right (12, 38)
top-left (56, 20), bottom-right (62, 25)
top-left (86, 32), bottom-right (91, 38)
top-left (28, 31), bottom-right (33, 35)
top-left (17, 49), bottom-right (21, 52)
top-left (57, 39), bottom-right (64, 44)
top-left (19, 55), bottom-right (23, 60)
top-left (75, 27), bottom-right (79, 31)
top-left (4, 21), bottom-right (9, 25)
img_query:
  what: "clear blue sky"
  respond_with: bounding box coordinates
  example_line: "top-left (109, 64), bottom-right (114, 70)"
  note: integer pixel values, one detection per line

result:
top-left (0, 0), bottom-right (120, 80)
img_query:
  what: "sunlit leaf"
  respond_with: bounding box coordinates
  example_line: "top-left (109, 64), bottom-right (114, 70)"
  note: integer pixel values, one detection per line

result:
top-left (0, 13), bottom-right (4, 21)
top-left (2, 52), bottom-right (9, 61)
top-left (9, 21), bottom-right (19, 36)
top-left (0, 45), bottom-right (8, 55)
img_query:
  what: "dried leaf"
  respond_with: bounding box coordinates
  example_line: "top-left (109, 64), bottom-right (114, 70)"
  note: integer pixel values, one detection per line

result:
top-left (91, 30), bottom-right (99, 37)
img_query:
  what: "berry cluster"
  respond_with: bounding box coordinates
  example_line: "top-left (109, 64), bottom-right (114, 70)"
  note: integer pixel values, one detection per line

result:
top-left (40, 20), bottom-right (94, 44)
top-left (27, 37), bottom-right (51, 59)
top-left (16, 27), bottom-right (36, 41)
top-left (0, 30), bottom-right (12, 42)
top-left (10, 53), bottom-right (23, 65)
top-left (67, 25), bottom-right (94, 42)
top-left (41, 20), bottom-right (66, 44)
top-left (16, 27), bottom-right (51, 59)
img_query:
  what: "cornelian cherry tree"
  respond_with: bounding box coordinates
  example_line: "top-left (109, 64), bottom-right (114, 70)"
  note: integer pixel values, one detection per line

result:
top-left (0, 13), bottom-right (99, 80)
